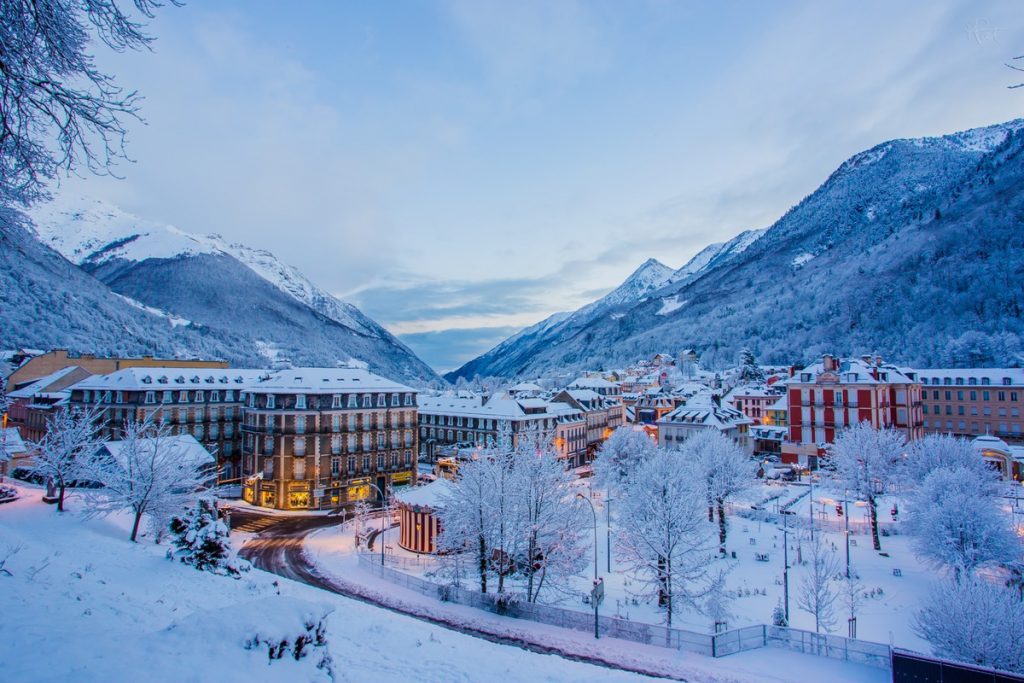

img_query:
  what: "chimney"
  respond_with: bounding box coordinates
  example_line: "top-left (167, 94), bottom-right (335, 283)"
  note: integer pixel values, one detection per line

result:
top-left (822, 354), bottom-right (835, 371)
top-left (861, 355), bottom-right (872, 366)
top-left (875, 355), bottom-right (883, 367)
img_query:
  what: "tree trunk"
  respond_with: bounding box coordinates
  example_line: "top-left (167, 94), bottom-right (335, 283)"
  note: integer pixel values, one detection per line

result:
top-left (130, 508), bottom-right (144, 543)
top-left (717, 497), bottom-right (727, 551)
top-left (868, 497), bottom-right (881, 551)
top-left (657, 555), bottom-right (668, 606)
top-left (57, 483), bottom-right (66, 512)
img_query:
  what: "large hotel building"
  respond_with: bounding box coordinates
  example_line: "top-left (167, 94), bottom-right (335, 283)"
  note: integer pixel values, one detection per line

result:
top-left (240, 367), bottom-right (419, 510)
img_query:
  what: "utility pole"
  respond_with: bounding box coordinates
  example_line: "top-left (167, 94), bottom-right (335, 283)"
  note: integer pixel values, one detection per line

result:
top-left (577, 493), bottom-right (601, 639)
top-left (808, 473), bottom-right (814, 542)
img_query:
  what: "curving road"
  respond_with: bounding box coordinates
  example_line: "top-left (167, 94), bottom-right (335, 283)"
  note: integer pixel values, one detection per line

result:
top-left (232, 508), bottom-right (678, 681)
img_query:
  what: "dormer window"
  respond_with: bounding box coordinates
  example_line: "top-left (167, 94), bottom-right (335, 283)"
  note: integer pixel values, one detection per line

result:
top-left (331, 394), bottom-right (342, 409)
top-left (115, 391), bottom-right (124, 404)
top-left (141, 376), bottom-right (152, 384)
top-left (144, 391), bottom-right (155, 404)
top-left (391, 393), bottom-right (400, 407)
top-left (225, 390), bottom-right (235, 402)
top-left (362, 394), bottom-right (372, 408)
top-left (377, 394), bottom-right (386, 407)
top-left (210, 391), bottom-right (220, 402)
top-left (969, 378), bottom-right (978, 386)
top-left (205, 376), bottom-right (215, 384)
top-left (175, 376), bottom-right (185, 384)
top-left (162, 391), bottom-right (172, 403)
top-left (404, 393), bottom-right (413, 406)
top-left (982, 377), bottom-right (991, 386)
top-left (1003, 377), bottom-right (1012, 386)
top-left (158, 376), bottom-right (168, 384)
top-left (219, 377), bottom-right (228, 384)
top-left (266, 395), bottom-right (276, 409)
top-left (194, 391), bottom-right (204, 403)
top-left (348, 394), bottom-right (358, 408)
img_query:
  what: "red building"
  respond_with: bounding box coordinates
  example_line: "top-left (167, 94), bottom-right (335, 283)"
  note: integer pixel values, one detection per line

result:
top-left (781, 355), bottom-right (923, 467)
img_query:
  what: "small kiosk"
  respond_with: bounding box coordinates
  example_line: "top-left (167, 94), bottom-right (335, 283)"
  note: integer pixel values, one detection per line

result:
top-left (395, 478), bottom-right (452, 554)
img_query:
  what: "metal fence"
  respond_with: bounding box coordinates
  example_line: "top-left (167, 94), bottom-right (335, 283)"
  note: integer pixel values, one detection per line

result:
top-left (357, 554), bottom-right (890, 668)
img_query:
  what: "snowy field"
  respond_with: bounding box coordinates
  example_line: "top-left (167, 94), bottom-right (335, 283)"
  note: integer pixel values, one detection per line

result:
top-left (320, 480), bottom-right (955, 653)
top-left (307, 522), bottom-right (887, 683)
top-left (0, 485), bottom-right (659, 683)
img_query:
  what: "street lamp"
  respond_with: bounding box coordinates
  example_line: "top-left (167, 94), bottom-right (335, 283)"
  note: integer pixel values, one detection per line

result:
top-left (843, 489), bottom-right (851, 579)
top-left (577, 492), bottom-right (600, 639)
top-left (776, 512), bottom-right (791, 624)
top-left (606, 487), bottom-right (613, 573)
top-left (367, 482), bottom-right (389, 566)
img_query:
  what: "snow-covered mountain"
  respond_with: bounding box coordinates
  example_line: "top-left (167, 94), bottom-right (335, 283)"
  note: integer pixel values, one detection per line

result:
top-left (3, 199), bottom-right (438, 384)
top-left (448, 258), bottom-right (674, 381)
top-left (449, 119), bottom-right (1024, 379)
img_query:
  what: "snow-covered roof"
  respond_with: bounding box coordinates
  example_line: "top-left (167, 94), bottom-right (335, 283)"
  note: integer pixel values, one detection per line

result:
top-left (8, 366), bottom-right (86, 398)
top-left (98, 434), bottom-right (214, 469)
top-left (508, 382), bottom-right (543, 392)
top-left (74, 368), bottom-right (269, 391)
top-left (244, 367), bottom-right (415, 394)
top-left (781, 358), bottom-right (917, 386)
top-left (0, 428), bottom-right (28, 458)
top-left (724, 383), bottom-right (779, 401)
top-left (914, 368), bottom-right (1024, 387)
top-left (394, 478), bottom-right (454, 509)
top-left (658, 393), bottom-right (752, 430)
top-left (568, 376), bottom-right (617, 390)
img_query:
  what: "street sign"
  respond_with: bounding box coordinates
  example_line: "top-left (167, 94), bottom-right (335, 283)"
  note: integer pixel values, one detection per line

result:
top-left (591, 577), bottom-right (605, 605)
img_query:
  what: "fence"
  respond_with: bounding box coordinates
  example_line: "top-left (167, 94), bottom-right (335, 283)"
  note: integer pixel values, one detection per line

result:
top-left (356, 554), bottom-right (891, 668)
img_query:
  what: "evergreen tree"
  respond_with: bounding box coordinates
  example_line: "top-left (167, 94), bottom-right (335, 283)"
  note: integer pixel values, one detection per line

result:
top-left (169, 498), bottom-right (249, 577)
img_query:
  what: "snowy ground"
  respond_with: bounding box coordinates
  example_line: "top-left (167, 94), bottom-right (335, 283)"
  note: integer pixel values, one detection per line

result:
top-left (0, 485), bottom-right (661, 683)
top-left (330, 480), bottom-right (944, 652)
top-left (306, 522), bottom-right (887, 683)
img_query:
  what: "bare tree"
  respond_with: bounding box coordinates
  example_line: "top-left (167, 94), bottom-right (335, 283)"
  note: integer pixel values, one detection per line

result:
top-left (80, 412), bottom-right (211, 542)
top-left (797, 534), bottom-right (840, 634)
top-left (841, 568), bottom-right (865, 638)
top-left (683, 429), bottom-right (754, 552)
top-left (828, 422), bottom-right (904, 551)
top-left (28, 404), bottom-right (101, 511)
top-left (0, 0), bottom-right (181, 205)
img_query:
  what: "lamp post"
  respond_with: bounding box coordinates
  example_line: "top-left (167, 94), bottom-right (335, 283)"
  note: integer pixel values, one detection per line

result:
top-left (606, 487), bottom-right (612, 573)
top-left (778, 512), bottom-right (790, 624)
top-left (577, 492), bottom-right (600, 639)
top-left (367, 482), bottom-right (388, 566)
top-left (843, 489), bottom-right (851, 579)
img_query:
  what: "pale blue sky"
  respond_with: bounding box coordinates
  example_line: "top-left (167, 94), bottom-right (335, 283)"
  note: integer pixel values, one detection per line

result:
top-left (56, 1), bottom-right (1024, 371)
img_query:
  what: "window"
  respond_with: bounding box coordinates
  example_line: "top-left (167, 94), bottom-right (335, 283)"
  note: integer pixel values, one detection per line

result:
top-left (363, 433), bottom-right (372, 451)
top-left (222, 442), bottom-right (231, 457)
top-left (331, 394), bottom-right (342, 409)
top-left (224, 407), bottom-right (233, 421)
top-left (211, 391), bottom-right (220, 402)
top-left (145, 391), bottom-right (156, 404)
top-left (956, 391), bottom-right (964, 401)
top-left (983, 391), bottom-right (990, 401)
top-left (225, 390), bottom-right (235, 402)
top-left (998, 392), bottom-right (1007, 402)
top-left (331, 457), bottom-right (340, 476)
top-left (347, 456), bottom-right (355, 473)
top-left (210, 423), bottom-right (219, 439)
top-left (264, 436), bottom-right (274, 455)
top-left (331, 435), bottom-right (342, 455)
top-left (102, 391), bottom-right (112, 403)
top-left (391, 393), bottom-right (400, 407)
top-left (970, 391), bottom-right (977, 400)
top-left (945, 391), bottom-right (952, 401)
top-left (982, 377), bottom-right (991, 386)
top-left (377, 432), bottom-right (386, 448)
top-left (348, 414), bottom-right (357, 431)
top-left (194, 391), bottom-right (204, 403)
top-left (293, 437), bottom-right (306, 456)
top-left (293, 458), bottom-right (305, 480)
top-left (376, 454), bottom-right (385, 470)
top-left (296, 394), bottom-right (307, 409)
top-left (923, 405), bottom-right (929, 414)
top-left (1012, 392), bottom-right (1019, 402)
top-left (194, 424), bottom-right (204, 440)
top-left (1003, 377), bottom-right (1012, 386)
top-left (404, 393), bottom-right (413, 406)
top-left (404, 450), bottom-right (412, 466)
top-left (267, 395), bottom-right (276, 409)
top-left (362, 455), bottom-right (370, 471)
top-left (932, 390), bottom-right (939, 400)
top-left (958, 406), bottom-right (964, 415)
top-left (295, 415), bottom-right (306, 434)
top-left (362, 394), bottom-right (372, 408)
top-left (115, 391), bottom-right (123, 404)
top-left (377, 394), bottom-right (386, 407)
top-left (391, 453), bottom-right (399, 468)
top-left (179, 391), bottom-right (188, 403)
top-left (264, 458), bottom-right (274, 476)
top-left (348, 394), bottom-right (358, 408)
top-left (331, 414), bottom-right (341, 433)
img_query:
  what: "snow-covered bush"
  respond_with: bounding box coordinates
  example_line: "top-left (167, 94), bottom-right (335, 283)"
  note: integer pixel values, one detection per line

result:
top-left (0, 484), bottom-right (18, 503)
top-left (771, 600), bottom-right (788, 627)
top-left (169, 499), bottom-right (250, 577)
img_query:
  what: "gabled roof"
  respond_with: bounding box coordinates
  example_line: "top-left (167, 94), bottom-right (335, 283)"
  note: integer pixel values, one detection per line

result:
top-left (9, 366), bottom-right (90, 398)
top-left (98, 434), bottom-right (214, 469)
top-left (658, 393), bottom-right (752, 430)
top-left (0, 428), bottom-right (28, 459)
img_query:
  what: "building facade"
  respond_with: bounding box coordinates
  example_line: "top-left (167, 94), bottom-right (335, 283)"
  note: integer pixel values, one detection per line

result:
top-left (913, 369), bottom-right (1023, 443)
top-left (241, 368), bottom-right (418, 511)
top-left (69, 368), bottom-right (267, 483)
top-left (550, 389), bottom-right (626, 459)
top-left (9, 349), bottom-right (228, 392)
top-left (781, 355), bottom-right (924, 467)
top-left (657, 393), bottom-right (753, 454)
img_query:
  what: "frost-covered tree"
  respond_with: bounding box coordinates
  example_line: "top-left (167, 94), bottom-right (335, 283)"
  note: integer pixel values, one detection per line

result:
top-left (901, 434), bottom-right (996, 491)
top-left (515, 445), bottom-right (587, 602)
top-left (736, 348), bottom-right (766, 383)
top-left (28, 404), bottom-right (101, 511)
top-left (905, 466), bottom-right (1020, 576)
top-left (81, 412), bottom-right (211, 542)
top-left (771, 600), bottom-right (788, 627)
top-left (592, 426), bottom-right (657, 491)
top-left (682, 429), bottom-right (754, 551)
top-left (827, 422), bottom-right (905, 550)
top-left (615, 448), bottom-right (716, 628)
top-left (169, 498), bottom-right (249, 576)
top-left (797, 534), bottom-right (840, 634)
top-left (841, 569), bottom-right (865, 637)
top-left (705, 569), bottom-right (732, 633)
top-left (0, 0), bottom-right (181, 205)
top-left (915, 576), bottom-right (1024, 673)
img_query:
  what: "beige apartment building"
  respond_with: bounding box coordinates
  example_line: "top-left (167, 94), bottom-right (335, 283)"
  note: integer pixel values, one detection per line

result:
top-left (913, 368), bottom-right (1023, 442)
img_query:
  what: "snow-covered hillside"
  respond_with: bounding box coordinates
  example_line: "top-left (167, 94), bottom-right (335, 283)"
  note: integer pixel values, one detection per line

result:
top-left (450, 118), bottom-right (1024, 379)
top-left (0, 487), bottom-right (659, 683)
